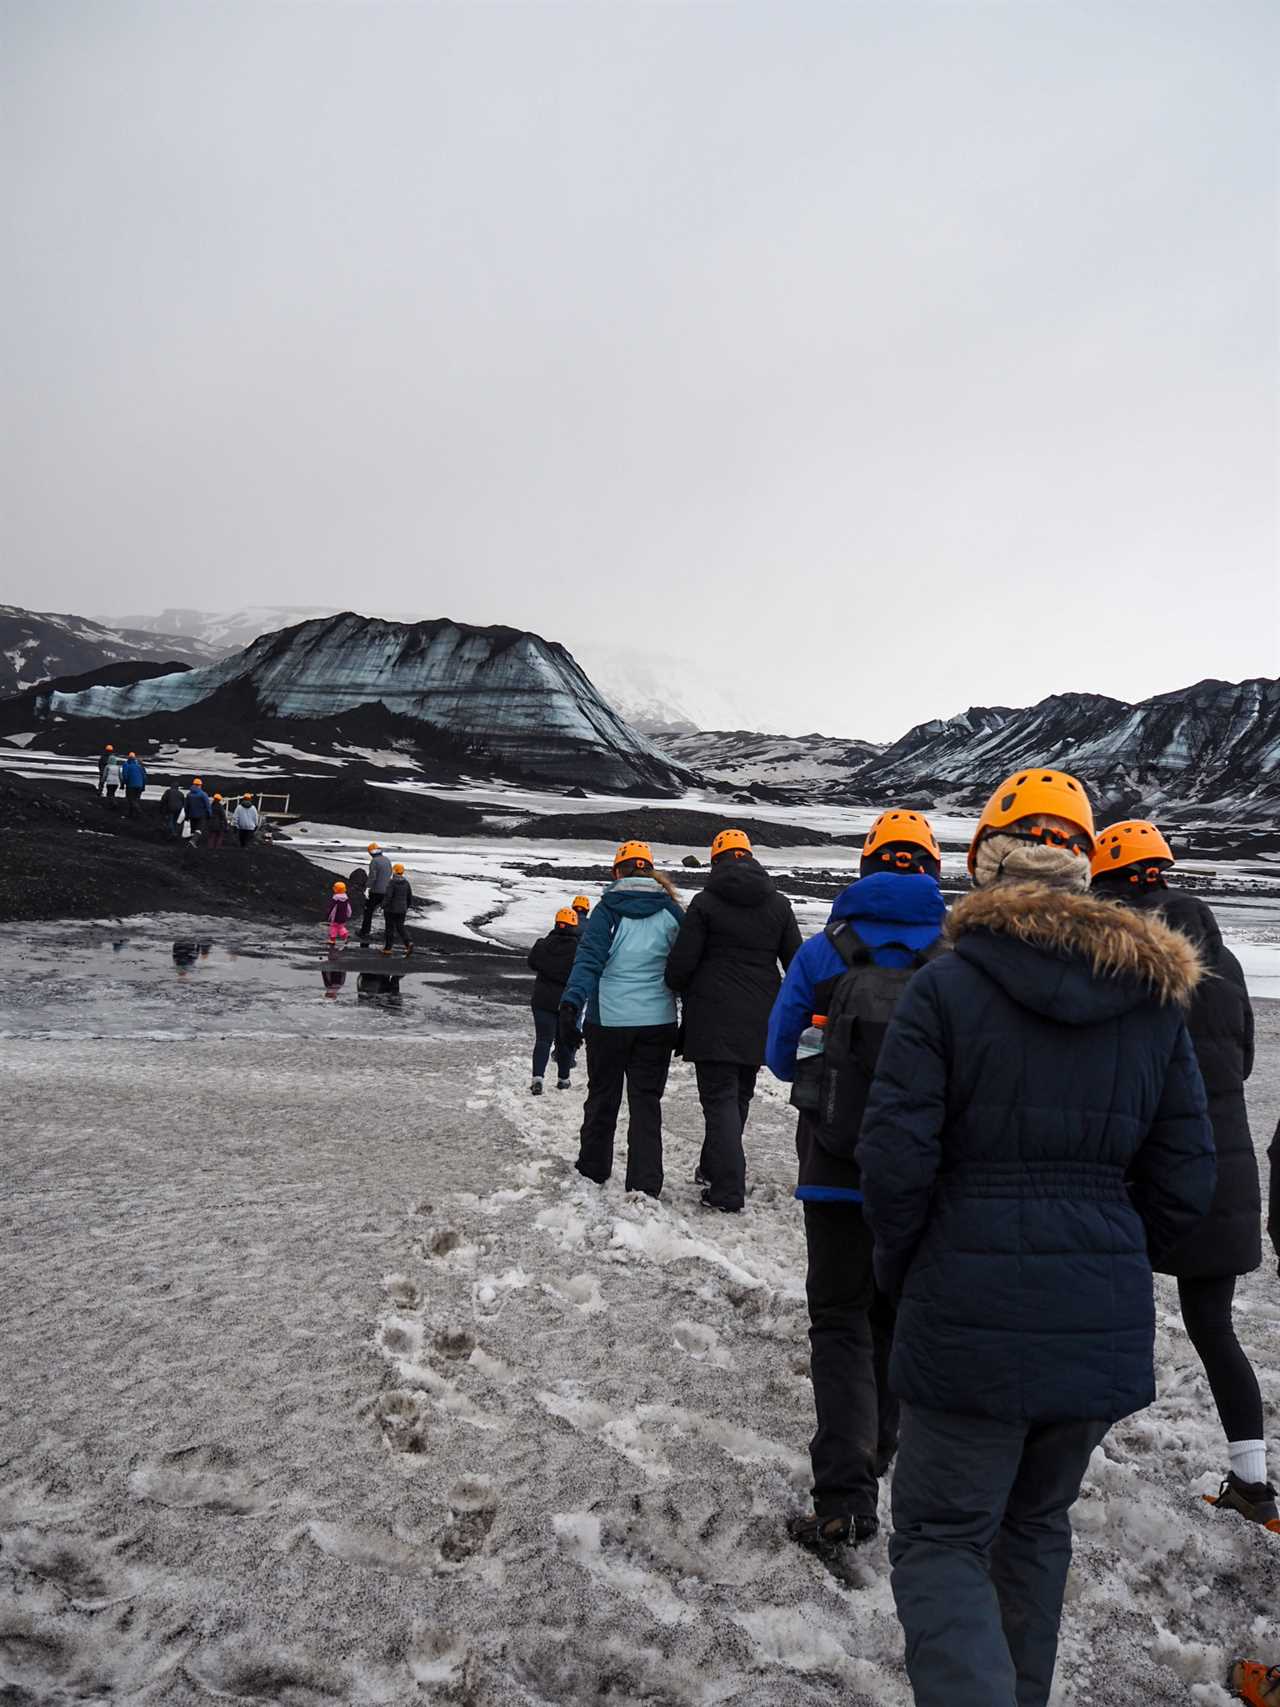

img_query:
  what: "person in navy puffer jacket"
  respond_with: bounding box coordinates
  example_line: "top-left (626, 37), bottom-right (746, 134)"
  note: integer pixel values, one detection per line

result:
top-left (857, 769), bottom-right (1215, 1707)
top-left (766, 809), bottom-right (946, 1562)
top-left (560, 841), bottom-right (683, 1197)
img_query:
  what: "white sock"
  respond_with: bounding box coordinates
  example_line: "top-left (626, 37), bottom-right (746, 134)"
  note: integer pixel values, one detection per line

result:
top-left (1228, 1439), bottom-right (1268, 1487)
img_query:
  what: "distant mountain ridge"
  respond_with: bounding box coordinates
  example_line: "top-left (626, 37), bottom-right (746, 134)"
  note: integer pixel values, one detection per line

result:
top-left (37, 612), bottom-right (693, 794)
top-left (0, 605), bottom-right (218, 696)
top-left (666, 677), bottom-right (1280, 818)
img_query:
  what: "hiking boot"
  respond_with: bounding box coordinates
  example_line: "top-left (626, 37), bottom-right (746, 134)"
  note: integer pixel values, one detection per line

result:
top-left (556, 1077), bottom-right (572, 1091)
top-left (381, 948), bottom-right (393, 957)
top-left (700, 1189), bottom-right (741, 1214)
top-left (1229, 1660), bottom-right (1280, 1704)
top-left (693, 1167), bottom-right (708, 1187)
top-left (1205, 1473), bottom-right (1280, 1533)
top-left (403, 944), bottom-right (413, 957)
top-left (788, 1513), bottom-right (879, 1560)
top-left (530, 1078), bottom-right (544, 1097)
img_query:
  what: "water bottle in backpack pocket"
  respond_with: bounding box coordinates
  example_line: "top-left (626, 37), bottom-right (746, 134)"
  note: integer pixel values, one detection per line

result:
top-left (796, 921), bottom-right (943, 1160)
top-left (789, 1015), bottom-right (827, 1113)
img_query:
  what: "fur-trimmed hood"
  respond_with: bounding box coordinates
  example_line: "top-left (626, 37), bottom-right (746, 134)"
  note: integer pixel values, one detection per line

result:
top-left (947, 881), bottom-right (1202, 1022)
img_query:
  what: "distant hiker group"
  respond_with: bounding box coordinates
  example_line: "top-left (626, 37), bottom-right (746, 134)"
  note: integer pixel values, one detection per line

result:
top-left (525, 770), bottom-right (1279, 1707)
top-left (94, 742), bottom-right (260, 846)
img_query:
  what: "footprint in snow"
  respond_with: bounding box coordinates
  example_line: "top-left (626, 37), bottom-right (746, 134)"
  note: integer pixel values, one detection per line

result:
top-left (432, 1327), bottom-right (475, 1360)
top-left (129, 1441), bottom-right (276, 1516)
top-left (381, 1273), bottom-right (423, 1309)
top-left (374, 1389), bottom-right (431, 1457)
top-left (305, 1519), bottom-right (423, 1575)
top-left (4, 1530), bottom-right (134, 1610)
top-left (185, 1640), bottom-right (348, 1704)
top-left (439, 1477), bottom-right (497, 1563)
top-left (427, 1228), bottom-right (463, 1258)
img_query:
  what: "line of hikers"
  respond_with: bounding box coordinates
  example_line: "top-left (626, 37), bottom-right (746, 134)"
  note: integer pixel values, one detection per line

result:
top-left (523, 771), bottom-right (1279, 1707)
top-left (95, 745), bottom-right (261, 845)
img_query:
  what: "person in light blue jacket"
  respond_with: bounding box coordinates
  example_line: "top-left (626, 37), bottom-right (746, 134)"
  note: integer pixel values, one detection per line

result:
top-left (559, 840), bottom-right (683, 1196)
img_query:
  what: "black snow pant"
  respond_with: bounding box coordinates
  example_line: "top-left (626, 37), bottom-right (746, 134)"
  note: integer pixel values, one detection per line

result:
top-left (532, 1007), bottom-right (576, 1081)
top-left (890, 1405), bottom-right (1108, 1707)
top-left (802, 1201), bottom-right (898, 1520)
top-left (360, 892), bottom-right (386, 939)
top-left (103, 784), bottom-right (118, 803)
top-left (125, 787), bottom-right (142, 817)
top-left (1177, 1273), bottom-right (1266, 1443)
top-left (238, 827), bottom-right (256, 848)
top-left (694, 1061), bottom-right (757, 1210)
top-left (384, 912), bottom-right (411, 950)
top-left (576, 1022), bottom-right (677, 1197)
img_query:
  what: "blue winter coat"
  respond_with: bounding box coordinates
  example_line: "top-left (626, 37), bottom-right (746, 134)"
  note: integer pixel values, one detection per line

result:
top-left (562, 876), bottom-right (683, 1029)
top-left (765, 871), bottom-right (947, 1205)
top-left (858, 880), bottom-right (1215, 1426)
top-left (120, 757), bottom-right (147, 790)
top-left (765, 873), bottom-right (946, 1084)
top-left (184, 786), bottom-right (212, 820)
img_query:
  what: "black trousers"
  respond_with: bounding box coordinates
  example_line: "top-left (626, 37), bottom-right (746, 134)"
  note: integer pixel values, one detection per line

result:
top-left (360, 892), bottom-right (385, 938)
top-left (577, 1022), bottom-right (677, 1197)
top-left (694, 1061), bottom-right (757, 1210)
top-left (532, 1007), bottom-right (576, 1080)
top-left (125, 787), bottom-right (142, 817)
top-left (103, 785), bottom-right (118, 802)
top-left (803, 1199), bottom-right (899, 1520)
top-left (384, 912), bottom-right (411, 949)
top-left (237, 827), bottom-right (256, 847)
top-left (1178, 1273), bottom-right (1265, 1442)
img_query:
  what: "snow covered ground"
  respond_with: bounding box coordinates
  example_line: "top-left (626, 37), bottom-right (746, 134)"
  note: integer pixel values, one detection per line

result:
top-left (2, 927), bottom-right (1279, 1705)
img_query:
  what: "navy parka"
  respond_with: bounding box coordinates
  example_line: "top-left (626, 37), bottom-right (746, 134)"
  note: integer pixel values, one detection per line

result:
top-left (858, 881), bottom-right (1215, 1426)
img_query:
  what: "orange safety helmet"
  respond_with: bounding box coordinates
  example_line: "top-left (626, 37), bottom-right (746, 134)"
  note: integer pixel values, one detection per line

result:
top-left (862, 809), bottom-right (940, 866)
top-left (1091, 821), bottom-right (1174, 879)
top-left (242, 792), bottom-right (254, 801)
top-left (392, 862), bottom-right (405, 874)
top-left (968, 768), bottom-right (1095, 875)
top-left (711, 828), bottom-right (752, 861)
top-left (333, 880), bottom-right (347, 893)
top-left (572, 895), bottom-right (590, 913)
top-left (104, 744), bottom-right (113, 752)
top-left (368, 842), bottom-right (380, 853)
top-left (127, 751), bottom-right (136, 758)
top-left (555, 907), bottom-right (579, 928)
top-left (614, 840), bottom-right (654, 870)
top-left (192, 777), bottom-right (202, 786)
top-left (212, 793), bottom-right (222, 801)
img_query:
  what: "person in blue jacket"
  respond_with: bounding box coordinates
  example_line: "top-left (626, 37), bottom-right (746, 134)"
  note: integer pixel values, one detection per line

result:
top-left (559, 840), bottom-right (683, 1197)
top-left (119, 751), bottom-right (148, 818)
top-left (766, 808), bottom-right (946, 1563)
top-left (857, 769), bottom-right (1215, 1707)
top-left (184, 777), bottom-right (213, 837)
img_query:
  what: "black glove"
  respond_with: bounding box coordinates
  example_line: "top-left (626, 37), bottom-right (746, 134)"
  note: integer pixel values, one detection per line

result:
top-left (558, 1002), bottom-right (583, 1052)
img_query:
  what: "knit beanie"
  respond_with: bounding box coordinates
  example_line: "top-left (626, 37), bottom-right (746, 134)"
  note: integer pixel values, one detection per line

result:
top-left (972, 834), bottom-right (1091, 893)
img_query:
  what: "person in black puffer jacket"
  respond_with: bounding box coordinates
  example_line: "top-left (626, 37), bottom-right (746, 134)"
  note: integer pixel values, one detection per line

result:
top-left (1091, 820), bottom-right (1273, 1524)
top-left (858, 769), bottom-right (1214, 1707)
top-left (664, 829), bottom-right (801, 1212)
top-left (528, 908), bottom-right (581, 1095)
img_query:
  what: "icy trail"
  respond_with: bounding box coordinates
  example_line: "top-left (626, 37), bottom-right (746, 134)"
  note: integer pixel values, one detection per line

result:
top-left (2, 1007), bottom-right (1279, 1704)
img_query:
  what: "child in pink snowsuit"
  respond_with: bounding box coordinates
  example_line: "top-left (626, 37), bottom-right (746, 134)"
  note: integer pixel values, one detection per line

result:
top-left (327, 882), bottom-right (353, 945)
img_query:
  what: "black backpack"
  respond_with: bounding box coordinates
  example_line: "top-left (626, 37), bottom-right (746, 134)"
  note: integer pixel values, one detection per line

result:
top-left (790, 921), bottom-right (944, 1160)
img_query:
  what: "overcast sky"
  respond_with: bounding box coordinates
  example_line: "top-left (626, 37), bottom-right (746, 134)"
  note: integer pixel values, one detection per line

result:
top-left (4, 0), bottom-right (1277, 739)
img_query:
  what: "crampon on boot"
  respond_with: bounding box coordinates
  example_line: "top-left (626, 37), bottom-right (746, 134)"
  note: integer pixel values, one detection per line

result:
top-left (1229, 1659), bottom-right (1280, 1704)
top-left (1204, 1473), bottom-right (1280, 1534)
top-left (788, 1512), bottom-right (878, 1560)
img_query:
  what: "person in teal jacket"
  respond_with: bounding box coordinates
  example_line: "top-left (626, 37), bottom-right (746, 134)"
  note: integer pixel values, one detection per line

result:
top-left (560, 840), bottom-right (683, 1196)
